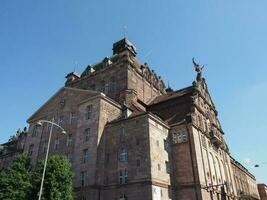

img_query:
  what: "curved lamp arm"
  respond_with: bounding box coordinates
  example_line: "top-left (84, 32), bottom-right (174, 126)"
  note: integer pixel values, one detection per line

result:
top-left (37, 120), bottom-right (67, 134)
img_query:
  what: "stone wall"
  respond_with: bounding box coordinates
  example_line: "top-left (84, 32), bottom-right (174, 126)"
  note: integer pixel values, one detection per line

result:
top-left (231, 158), bottom-right (260, 199)
top-left (258, 184), bottom-right (267, 200)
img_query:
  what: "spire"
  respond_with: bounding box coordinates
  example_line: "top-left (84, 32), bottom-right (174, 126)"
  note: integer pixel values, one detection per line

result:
top-left (192, 57), bottom-right (205, 81)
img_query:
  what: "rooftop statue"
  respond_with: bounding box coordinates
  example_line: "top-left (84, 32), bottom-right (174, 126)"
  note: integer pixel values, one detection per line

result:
top-left (192, 57), bottom-right (204, 81)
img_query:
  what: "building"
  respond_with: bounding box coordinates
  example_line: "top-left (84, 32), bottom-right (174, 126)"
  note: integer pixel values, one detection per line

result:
top-left (0, 129), bottom-right (27, 169)
top-left (258, 184), bottom-right (267, 200)
top-left (0, 38), bottom-right (260, 200)
top-left (231, 157), bottom-right (259, 199)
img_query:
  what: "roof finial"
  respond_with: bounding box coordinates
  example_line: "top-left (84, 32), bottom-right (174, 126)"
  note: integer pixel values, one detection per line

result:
top-left (192, 57), bottom-right (204, 81)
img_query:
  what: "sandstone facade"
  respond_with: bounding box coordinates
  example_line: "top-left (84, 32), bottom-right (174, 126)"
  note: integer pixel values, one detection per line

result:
top-left (0, 38), bottom-right (261, 200)
top-left (257, 184), bottom-right (267, 200)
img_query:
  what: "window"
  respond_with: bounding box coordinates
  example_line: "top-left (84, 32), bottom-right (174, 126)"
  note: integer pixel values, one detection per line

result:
top-left (84, 128), bottom-right (90, 142)
top-left (32, 125), bottom-right (38, 137)
top-left (82, 149), bottom-right (89, 163)
top-left (69, 112), bottom-right (75, 125)
top-left (28, 144), bottom-right (34, 156)
top-left (109, 77), bottom-right (116, 92)
top-left (156, 140), bottom-right (160, 147)
top-left (82, 196), bottom-right (86, 200)
top-left (119, 148), bottom-right (128, 161)
top-left (100, 80), bottom-right (106, 93)
top-left (42, 140), bottom-right (48, 153)
top-left (47, 123), bottom-right (52, 132)
top-left (106, 153), bottom-right (110, 163)
top-left (119, 169), bottom-right (128, 184)
top-left (67, 134), bottom-right (72, 147)
top-left (80, 171), bottom-right (87, 186)
top-left (66, 153), bottom-right (71, 161)
top-left (158, 164), bottom-right (161, 171)
top-left (118, 195), bottom-right (127, 200)
top-left (137, 159), bottom-right (140, 167)
top-left (85, 105), bottom-right (92, 120)
top-left (54, 138), bottom-right (59, 150)
top-left (121, 127), bottom-right (126, 136)
top-left (58, 116), bottom-right (64, 127)
top-left (165, 161), bottom-right (170, 174)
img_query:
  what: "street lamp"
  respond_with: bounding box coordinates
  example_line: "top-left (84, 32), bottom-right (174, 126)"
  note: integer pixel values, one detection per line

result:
top-left (36, 118), bottom-right (66, 200)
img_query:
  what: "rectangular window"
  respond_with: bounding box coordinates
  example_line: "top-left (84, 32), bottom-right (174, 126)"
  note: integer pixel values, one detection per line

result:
top-left (54, 138), bottom-right (59, 150)
top-left (47, 123), bottom-right (52, 132)
top-left (119, 169), bottom-right (128, 184)
top-left (69, 112), bottom-right (75, 125)
top-left (84, 128), bottom-right (90, 142)
top-left (137, 159), bottom-right (140, 167)
top-left (28, 144), bottom-right (34, 156)
top-left (58, 116), bottom-right (64, 127)
top-left (119, 148), bottom-right (128, 162)
top-left (85, 105), bottom-right (92, 120)
top-left (156, 140), bottom-right (160, 147)
top-left (32, 125), bottom-right (38, 137)
top-left (42, 140), bottom-right (48, 153)
top-left (158, 164), bottom-right (161, 171)
top-left (118, 195), bottom-right (127, 200)
top-left (67, 134), bottom-right (72, 147)
top-left (106, 153), bottom-right (110, 164)
top-left (80, 171), bottom-right (87, 187)
top-left (121, 127), bottom-right (126, 136)
top-left (82, 196), bottom-right (86, 200)
top-left (82, 149), bottom-right (89, 163)
top-left (66, 153), bottom-right (72, 161)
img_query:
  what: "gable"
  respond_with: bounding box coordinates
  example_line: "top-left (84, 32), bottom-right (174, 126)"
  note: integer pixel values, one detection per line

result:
top-left (27, 87), bottom-right (99, 123)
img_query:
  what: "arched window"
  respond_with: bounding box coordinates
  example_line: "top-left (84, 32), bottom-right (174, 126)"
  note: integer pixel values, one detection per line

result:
top-left (119, 148), bottom-right (128, 161)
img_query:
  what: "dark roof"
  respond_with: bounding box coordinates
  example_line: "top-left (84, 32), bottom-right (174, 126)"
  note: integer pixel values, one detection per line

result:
top-left (149, 86), bottom-right (194, 105)
top-left (112, 37), bottom-right (137, 55)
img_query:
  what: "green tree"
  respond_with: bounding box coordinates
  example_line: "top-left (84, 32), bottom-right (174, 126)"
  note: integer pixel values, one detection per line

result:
top-left (0, 153), bottom-right (33, 200)
top-left (33, 155), bottom-right (73, 200)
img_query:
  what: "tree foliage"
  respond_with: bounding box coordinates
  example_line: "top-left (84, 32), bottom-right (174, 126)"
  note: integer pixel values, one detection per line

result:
top-left (0, 153), bottom-right (33, 200)
top-left (0, 154), bottom-right (73, 200)
top-left (32, 155), bottom-right (73, 200)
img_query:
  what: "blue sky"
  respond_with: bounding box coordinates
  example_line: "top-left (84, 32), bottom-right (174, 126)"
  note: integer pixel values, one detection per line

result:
top-left (0, 0), bottom-right (266, 183)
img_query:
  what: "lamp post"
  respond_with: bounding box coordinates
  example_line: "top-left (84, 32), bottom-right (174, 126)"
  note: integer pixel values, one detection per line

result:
top-left (36, 118), bottom-right (66, 200)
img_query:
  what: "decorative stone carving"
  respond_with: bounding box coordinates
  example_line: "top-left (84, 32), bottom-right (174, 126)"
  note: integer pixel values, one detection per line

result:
top-left (173, 128), bottom-right (188, 144)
